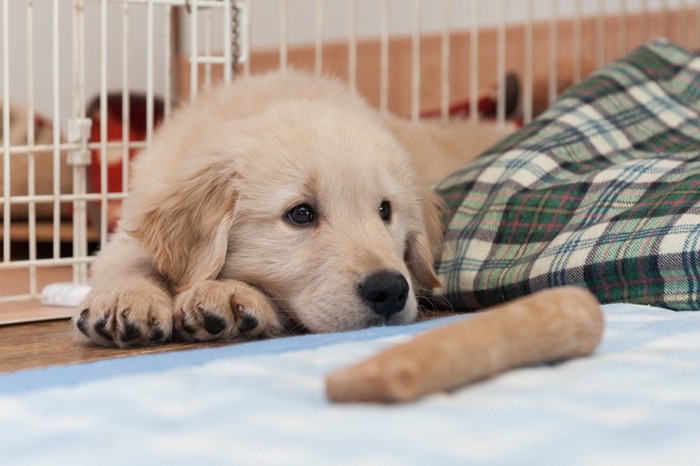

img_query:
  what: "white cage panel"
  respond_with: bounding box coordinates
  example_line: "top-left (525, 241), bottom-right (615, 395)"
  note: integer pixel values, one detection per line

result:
top-left (1, 0), bottom-right (234, 310)
top-left (1, 0), bottom-right (699, 314)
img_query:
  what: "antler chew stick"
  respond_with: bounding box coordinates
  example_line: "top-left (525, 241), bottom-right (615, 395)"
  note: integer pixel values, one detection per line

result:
top-left (326, 287), bottom-right (603, 403)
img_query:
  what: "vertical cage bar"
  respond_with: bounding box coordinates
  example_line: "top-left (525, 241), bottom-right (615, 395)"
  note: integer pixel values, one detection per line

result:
top-left (524, 0), bottom-right (533, 123)
top-left (2, 0), bottom-right (11, 262)
top-left (223, 0), bottom-right (232, 82)
top-left (242, 0), bottom-right (251, 77)
top-left (440, 0), bottom-right (450, 121)
top-left (573, 0), bottom-right (582, 84)
top-left (469, 0), bottom-right (479, 123)
top-left (410, 0), bottom-right (421, 122)
top-left (548, 0), bottom-right (558, 107)
top-left (164, 4), bottom-right (172, 116)
top-left (497, 0), bottom-right (506, 125)
top-left (662, 0), bottom-right (670, 38)
top-left (619, 0), bottom-right (627, 57)
top-left (380, 0), bottom-right (389, 114)
top-left (697, 0), bottom-right (700, 49)
top-left (349, 0), bottom-right (357, 92)
top-left (680, 0), bottom-right (689, 47)
top-left (642, 0), bottom-right (649, 41)
top-left (596, 0), bottom-right (605, 70)
top-left (189, 2), bottom-right (199, 99)
top-left (315, 0), bottom-right (323, 77)
top-left (146, 0), bottom-right (155, 145)
top-left (73, 0), bottom-right (89, 284)
top-left (280, 0), bottom-right (288, 72)
top-left (203, 9), bottom-right (212, 88)
top-left (27, 0), bottom-right (38, 292)
top-left (52, 0), bottom-right (62, 257)
top-left (122, 3), bottom-right (131, 197)
top-left (99, 0), bottom-right (108, 249)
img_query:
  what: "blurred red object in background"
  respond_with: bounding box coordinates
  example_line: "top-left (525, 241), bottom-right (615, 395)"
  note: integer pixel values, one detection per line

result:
top-left (86, 94), bottom-right (165, 233)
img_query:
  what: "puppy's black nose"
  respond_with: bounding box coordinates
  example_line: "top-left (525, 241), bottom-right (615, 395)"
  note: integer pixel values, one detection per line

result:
top-left (358, 271), bottom-right (410, 318)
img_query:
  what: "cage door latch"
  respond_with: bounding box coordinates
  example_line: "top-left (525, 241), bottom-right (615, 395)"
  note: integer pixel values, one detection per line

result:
top-left (67, 118), bottom-right (93, 166)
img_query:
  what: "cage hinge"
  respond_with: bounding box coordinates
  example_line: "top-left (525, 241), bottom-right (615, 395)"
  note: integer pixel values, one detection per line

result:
top-left (231, 1), bottom-right (249, 69)
top-left (67, 118), bottom-right (93, 166)
top-left (185, 1), bottom-right (248, 71)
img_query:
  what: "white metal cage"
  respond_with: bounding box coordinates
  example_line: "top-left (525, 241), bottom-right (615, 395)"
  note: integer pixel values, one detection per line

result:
top-left (1, 0), bottom-right (699, 319)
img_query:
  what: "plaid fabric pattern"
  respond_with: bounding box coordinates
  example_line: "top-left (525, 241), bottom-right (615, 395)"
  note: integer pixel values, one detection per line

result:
top-left (433, 39), bottom-right (700, 311)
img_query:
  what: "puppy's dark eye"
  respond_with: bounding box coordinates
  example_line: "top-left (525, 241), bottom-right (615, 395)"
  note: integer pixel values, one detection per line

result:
top-left (379, 200), bottom-right (391, 222)
top-left (286, 203), bottom-right (316, 225)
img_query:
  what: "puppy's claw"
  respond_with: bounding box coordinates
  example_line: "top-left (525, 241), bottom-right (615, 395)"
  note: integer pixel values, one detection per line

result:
top-left (174, 280), bottom-right (281, 342)
top-left (120, 321), bottom-right (142, 342)
top-left (149, 327), bottom-right (166, 343)
top-left (75, 286), bottom-right (174, 347)
top-left (76, 309), bottom-right (89, 336)
top-left (94, 318), bottom-right (114, 342)
top-left (237, 312), bottom-right (259, 333)
top-left (181, 320), bottom-right (198, 335)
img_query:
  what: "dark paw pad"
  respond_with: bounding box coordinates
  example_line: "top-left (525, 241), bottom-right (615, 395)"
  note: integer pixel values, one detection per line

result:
top-left (76, 309), bottom-right (89, 336)
top-left (203, 311), bottom-right (227, 335)
top-left (94, 319), bottom-right (114, 342)
top-left (237, 312), bottom-right (259, 333)
top-left (120, 321), bottom-right (141, 342)
top-left (149, 327), bottom-right (166, 343)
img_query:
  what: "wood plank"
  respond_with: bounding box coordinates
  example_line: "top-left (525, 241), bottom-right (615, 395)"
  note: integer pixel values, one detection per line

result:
top-left (0, 319), bottom-right (227, 373)
top-left (0, 310), bottom-right (453, 374)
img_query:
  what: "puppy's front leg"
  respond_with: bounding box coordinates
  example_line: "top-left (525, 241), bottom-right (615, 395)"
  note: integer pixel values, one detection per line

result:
top-left (174, 280), bottom-right (284, 342)
top-left (73, 232), bottom-right (175, 347)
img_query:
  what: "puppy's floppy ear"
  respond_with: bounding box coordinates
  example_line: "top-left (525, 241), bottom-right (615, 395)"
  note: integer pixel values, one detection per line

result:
top-left (406, 187), bottom-right (443, 290)
top-left (128, 163), bottom-right (237, 293)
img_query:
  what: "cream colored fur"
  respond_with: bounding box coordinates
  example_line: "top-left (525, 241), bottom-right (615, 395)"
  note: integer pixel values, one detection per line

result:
top-left (73, 70), bottom-right (511, 347)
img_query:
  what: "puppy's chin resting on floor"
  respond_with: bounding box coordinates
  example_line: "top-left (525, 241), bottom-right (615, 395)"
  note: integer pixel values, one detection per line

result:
top-left (72, 70), bottom-right (507, 348)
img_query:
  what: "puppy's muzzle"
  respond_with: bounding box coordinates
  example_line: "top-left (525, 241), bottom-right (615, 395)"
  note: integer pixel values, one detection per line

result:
top-left (358, 270), bottom-right (409, 318)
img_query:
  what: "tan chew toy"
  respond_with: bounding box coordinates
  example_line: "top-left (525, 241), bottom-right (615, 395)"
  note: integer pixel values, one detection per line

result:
top-left (326, 286), bottom-right (604, 403)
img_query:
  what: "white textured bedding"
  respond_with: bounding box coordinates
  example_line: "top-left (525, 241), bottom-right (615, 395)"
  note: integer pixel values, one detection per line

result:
top-left (1, 303), bottom-right (700, 465)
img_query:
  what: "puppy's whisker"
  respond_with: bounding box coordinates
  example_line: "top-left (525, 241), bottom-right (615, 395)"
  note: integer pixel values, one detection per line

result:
top-left (417, 292), bottom-right (454, 319)
top-left (284, 318), bottom-right (308, 335)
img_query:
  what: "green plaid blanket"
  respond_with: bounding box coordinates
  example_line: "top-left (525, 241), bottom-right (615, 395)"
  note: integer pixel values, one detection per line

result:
top-left (434, 39), bottom-right (700, 311)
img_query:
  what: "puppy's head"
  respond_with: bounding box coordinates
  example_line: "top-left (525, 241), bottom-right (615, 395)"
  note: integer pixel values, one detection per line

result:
top-left (130, 99), bottom-right (441, 333)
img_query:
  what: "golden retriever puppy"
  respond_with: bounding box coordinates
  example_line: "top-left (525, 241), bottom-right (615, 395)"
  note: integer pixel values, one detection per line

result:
top-left (73, 70), bottom-right (513, 347)
top-left (72, 71), bottom-right (450, 347)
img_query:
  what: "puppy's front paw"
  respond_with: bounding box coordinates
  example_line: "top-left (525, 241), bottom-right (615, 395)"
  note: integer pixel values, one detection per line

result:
top-left (73, 284), bottom-right (174, 347)
top-left (174, 280), bottom-right (283, 342)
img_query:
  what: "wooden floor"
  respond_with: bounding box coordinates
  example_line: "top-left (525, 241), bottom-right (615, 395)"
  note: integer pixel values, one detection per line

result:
top-left (0, 266), bottom-right (233, 374)
top-left (0, 312), bottom-right (453, 375)
top-left (0, 315), bottom-right (455, 374)
top-left (0, 267), bottom-right (451, 375)
top-left (0, 266), bottom-right (76, 325)
top-left (0, 318), bottom-right (237, 374)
